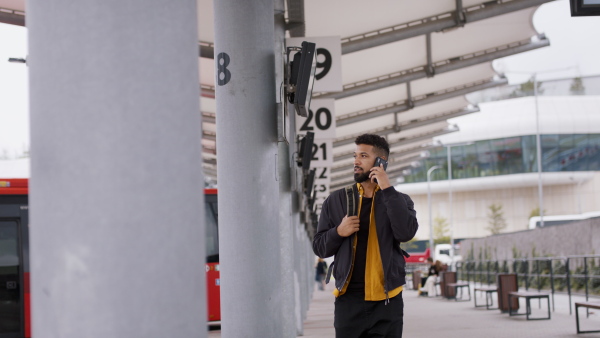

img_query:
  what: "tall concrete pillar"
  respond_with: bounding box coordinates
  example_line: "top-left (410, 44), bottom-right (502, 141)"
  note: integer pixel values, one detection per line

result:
top-left (214, 0), bottom-right (284, 336)
top-left (27, 1), bottom-right (205, 337)
top-left (274, 0), bottom-right (298, 336)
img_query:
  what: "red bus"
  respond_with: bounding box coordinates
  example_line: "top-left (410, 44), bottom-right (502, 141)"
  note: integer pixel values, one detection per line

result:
top-left (0, 178), bottom-right (220, 337)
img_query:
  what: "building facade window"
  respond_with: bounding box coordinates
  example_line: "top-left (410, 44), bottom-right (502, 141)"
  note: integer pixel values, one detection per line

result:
top-left (403, 134), bottom-right (600, 183)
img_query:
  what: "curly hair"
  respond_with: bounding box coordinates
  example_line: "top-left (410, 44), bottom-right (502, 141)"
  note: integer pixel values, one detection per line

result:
top-left (354, 134), bottom-right (390, 158)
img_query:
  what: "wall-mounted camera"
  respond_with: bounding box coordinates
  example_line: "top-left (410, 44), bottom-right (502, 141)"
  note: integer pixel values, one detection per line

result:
top-left (286, 41), bottom-right (317, 117)
top-left (304, 168), bottom-right (316, 198)
top-left (297, 131), bottom-right (314, 170)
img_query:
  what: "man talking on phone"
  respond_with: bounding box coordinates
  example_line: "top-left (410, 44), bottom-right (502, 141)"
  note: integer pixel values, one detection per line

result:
top-left (312, 133), bottom-right (418, 338)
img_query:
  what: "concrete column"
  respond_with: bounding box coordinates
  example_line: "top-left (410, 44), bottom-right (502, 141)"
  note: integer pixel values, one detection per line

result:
top-left (275, 0), bottom-right (297, 335)
top-left (27, 1), bottom-right (205, 337)
top-left (278, 142), bottom-right (296, 337)
top-left (214, 0), bottom-right (284, 336)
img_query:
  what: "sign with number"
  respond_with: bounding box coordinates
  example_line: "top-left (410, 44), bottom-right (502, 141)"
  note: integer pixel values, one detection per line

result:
top-left (216, 52), bottom-right (231, 86)
top-left (286, 36), bottom-right (342, 93)
top-left (296, 99), bottom-right (336, 139)
top-left (313, 167), bottom-right (330, 202)
top-left (310, 139), bottom-right (333, 168)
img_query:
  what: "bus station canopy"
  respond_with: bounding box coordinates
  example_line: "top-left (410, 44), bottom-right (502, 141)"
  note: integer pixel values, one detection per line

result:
top-left (0, 0), bottom-right (555, 190)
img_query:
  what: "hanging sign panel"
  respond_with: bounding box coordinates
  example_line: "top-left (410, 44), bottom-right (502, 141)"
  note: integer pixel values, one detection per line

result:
top-left (313, 166), bottom-right (330, 202)
top-left (296, 99), bottom-right (336, 139)
top-left (309, 139), bottom-right (333, 168)
top-left (286, 36), bottom-right (342, 93)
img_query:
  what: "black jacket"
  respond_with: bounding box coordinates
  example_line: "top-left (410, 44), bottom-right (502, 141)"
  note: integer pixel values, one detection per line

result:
top-left (312, 185), bottom-right (418, 295)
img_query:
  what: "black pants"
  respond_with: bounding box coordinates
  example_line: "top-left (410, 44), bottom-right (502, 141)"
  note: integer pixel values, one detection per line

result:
top-left (334, 291), bottom-right (403, 338)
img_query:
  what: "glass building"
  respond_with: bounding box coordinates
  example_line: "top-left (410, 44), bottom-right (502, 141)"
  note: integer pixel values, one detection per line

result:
top-left (397, 75), bottom-right (600, 239)
top-left (404, 134), bottom-right (600, 183)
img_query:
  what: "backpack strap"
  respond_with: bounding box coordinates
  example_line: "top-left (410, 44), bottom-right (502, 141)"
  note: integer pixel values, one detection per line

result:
top-left (330, 184), bottom-right (357, 285)
top-left (345, 184), bottom-right (357, 217)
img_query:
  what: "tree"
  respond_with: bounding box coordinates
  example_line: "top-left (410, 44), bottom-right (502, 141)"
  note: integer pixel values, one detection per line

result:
top-left (433, 215), bottom-right (451, 245)
top-left (510, 77), bottom-right (544, 98)
top-left (487, 203), bottom-right (507, 235)
top-left (528, 206), bottom-right (547, 219)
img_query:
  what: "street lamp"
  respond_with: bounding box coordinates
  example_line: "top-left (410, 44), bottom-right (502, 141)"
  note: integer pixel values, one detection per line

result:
top-left (532, 73), bottom-right (546, 227)
top-left (506, 66), bottom-right (576, 227)
top-left (427, 165), bottom-right (441, 255)
top-left (442, 141), bottom-right (472, 266)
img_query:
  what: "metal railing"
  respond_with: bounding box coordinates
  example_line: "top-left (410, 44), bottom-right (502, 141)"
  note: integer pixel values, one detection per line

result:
top-left (457, 255), bottom-right (600, 315)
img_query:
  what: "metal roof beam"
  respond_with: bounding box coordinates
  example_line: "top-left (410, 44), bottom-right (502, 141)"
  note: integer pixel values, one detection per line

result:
top-left (199, 41), bottom-right (214, 59)
top-left (333, 106), bottom-right (479, 148)
top-left (333, 127), bottom-right (397, 148)
top-left (341, 0), bottom-right (554, 54)
top-left (336, 77), bottom-right (506, 127)
top-left (203, 165), bottom-right (218, 178)
top-left (389, 142), bottom-right (440, 160)
top-left (202, 130), bottom-right (216, 142)
top-left (202, 112), bottom-right (216, 124)
top-left (391, 106), bottom-right (478, 132)
top-left (318, 37), bottom-right (547, 100)
top-left (201, 84), bottom-right (215, 99)
top-left (203, 158), bottom-right (217, 166)
top-left (333, 126), bottom-right (458, 162)
top-left (202, 145), bottom-right (216, 155)
top-left (0, 7), bottom-right (25, 26)
top-left (388, 126), bottom-right (458, 151)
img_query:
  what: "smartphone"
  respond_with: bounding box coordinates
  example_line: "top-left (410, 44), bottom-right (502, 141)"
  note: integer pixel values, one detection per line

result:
top-left (374, 157), bottom-right (388, 170)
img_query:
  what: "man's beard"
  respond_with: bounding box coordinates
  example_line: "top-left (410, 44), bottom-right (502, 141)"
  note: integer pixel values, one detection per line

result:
top-left (354, 171), bottom-right (370, 183)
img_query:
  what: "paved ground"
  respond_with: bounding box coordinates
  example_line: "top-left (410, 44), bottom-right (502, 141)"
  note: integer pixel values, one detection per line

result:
top-left (209, 282), bottom-right (600, 337)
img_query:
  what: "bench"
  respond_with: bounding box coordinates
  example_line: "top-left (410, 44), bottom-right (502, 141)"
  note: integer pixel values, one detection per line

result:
top-left (440, 271), bottom-right (456, 298)
top-left (575, 301), bottom-right (600, 334)
top-left (474, 286), bottom-right (498, 310)
top-left (508, 291), bottom-right (551, 320)
top-left (446, 282), bottom-right (471, 302)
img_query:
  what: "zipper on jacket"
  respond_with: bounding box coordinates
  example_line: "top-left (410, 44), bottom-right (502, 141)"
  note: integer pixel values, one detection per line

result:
top-left (338, 232), bottom-right (357, 292)
top-left (384, 288), bottom-right (389, 305)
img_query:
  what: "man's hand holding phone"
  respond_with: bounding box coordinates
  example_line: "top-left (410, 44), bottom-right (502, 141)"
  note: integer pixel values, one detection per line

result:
top-left (370, 157), bottom-right (391, 189)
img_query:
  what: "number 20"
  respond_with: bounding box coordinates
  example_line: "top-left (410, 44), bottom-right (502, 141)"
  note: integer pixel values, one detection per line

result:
top-left (300, 108), bottom-right (332, 131)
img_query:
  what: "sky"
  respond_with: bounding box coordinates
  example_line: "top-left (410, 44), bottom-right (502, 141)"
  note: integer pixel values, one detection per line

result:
top-left (0, 0), bottom-right (599, 160)
top-left (0, 22), bottom-right (27, 159)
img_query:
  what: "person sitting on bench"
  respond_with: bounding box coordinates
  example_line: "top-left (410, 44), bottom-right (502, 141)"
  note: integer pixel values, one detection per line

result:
top-left (419, 258), bottom-right (442, 297)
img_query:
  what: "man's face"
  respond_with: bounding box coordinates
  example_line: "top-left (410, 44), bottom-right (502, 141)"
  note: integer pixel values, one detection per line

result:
top-left (353, 144), bottom-right (378, 183)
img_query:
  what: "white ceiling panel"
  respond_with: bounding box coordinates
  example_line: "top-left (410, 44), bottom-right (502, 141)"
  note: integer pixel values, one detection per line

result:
top-left (334, 83), bottom-right (408, 115)
top-left (410, 64), bottom-right (496, 94)
top-left (199, 57), bottom-right (215, 87)
top-left (0, 0), bottom-right (24, 11)
top-left (304, 0), bottom-right (458, 37)
top-left (197, 0), bottom-right (215, 42)
top-left (432, 8), bottom-right (538, 60)
top-left (340, 36), bottom-right (427, 83)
